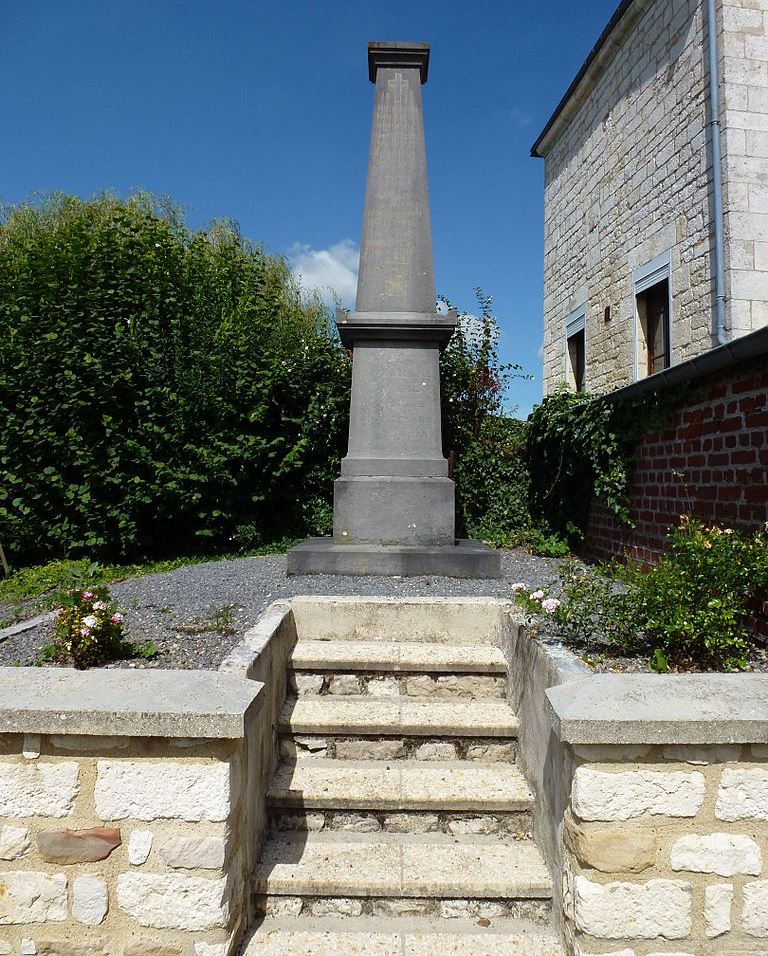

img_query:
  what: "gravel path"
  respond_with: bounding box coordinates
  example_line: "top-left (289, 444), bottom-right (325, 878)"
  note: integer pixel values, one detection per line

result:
top-left (0, 550), bottom-right (565, 670)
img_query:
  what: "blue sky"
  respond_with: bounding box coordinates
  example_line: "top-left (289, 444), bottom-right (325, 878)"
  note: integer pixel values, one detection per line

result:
top-left (2, 0), bottom-right (619, 416)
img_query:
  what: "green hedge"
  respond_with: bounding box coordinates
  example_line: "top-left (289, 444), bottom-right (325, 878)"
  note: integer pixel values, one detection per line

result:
top-left (0, 194), bottom-right (350, 563)
top-left (0, 196), bottom-right (531, 567)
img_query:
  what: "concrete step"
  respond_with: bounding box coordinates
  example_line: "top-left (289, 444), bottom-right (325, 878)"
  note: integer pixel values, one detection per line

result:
top-left (253, 831), bottom-right (553, 902)
top-left (268, 759), bottom-right (533, 813)
top-left (280, 733), bottom-right (518, 764)
top-left (242, 919), bottom-right (564, 955)
top-left (290, 639), bottom-right (508, 673)
top-left (278, 697), bottom-right (519, 739)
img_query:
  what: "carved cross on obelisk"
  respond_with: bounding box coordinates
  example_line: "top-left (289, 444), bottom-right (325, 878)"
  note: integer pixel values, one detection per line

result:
top-left (288, 42), bottom-right (500, 578)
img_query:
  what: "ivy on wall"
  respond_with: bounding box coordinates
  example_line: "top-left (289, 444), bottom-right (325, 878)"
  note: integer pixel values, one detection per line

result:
top-left (526, 384), bottom-right (699, 542)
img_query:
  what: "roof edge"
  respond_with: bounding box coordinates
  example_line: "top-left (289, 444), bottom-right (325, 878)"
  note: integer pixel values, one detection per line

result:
top-left (601, 325), bottom-right (768, 404)
top-left (531, 0), bottom-right (636, 158)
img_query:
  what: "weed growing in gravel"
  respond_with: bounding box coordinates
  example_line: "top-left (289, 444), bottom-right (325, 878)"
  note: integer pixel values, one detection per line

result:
top-left (175, 604), bottom-right (242, 637)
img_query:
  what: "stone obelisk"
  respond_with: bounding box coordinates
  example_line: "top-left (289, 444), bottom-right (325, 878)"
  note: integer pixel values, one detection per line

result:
top-left (288, 42), bottom-right (500, 577)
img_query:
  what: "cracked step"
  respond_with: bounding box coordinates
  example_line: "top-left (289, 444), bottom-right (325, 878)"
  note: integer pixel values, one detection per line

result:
top-left (242, 922), bottom-right (564, 955)
top-left (268, 759), bottom-right (533, 813)
top-left (278, 697), bottom-right (519, 738)
top-left (290, 640), bottom-right (508, 673)
top-left (253, 831), bottom-right (552, 900)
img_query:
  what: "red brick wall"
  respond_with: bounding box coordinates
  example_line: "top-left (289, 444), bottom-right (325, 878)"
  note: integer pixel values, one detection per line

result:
top-left (587, 355), bottom-right (768, 566)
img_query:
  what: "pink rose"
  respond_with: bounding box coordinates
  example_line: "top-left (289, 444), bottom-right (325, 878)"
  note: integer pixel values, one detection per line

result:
top-left (111, 613), bottom-right (123, 624)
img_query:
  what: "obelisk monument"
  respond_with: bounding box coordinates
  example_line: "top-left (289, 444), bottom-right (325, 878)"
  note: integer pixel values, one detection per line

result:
top-left (288, 42), bottom-right (500, 577)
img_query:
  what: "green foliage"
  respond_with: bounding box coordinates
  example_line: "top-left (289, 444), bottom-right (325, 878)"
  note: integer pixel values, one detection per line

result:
top-left (511, 528), bottom-right (571, 558)
top-left (440, 289), bottom-right (531, 544)
top-left (0, 559), bottom-right (106, 606)
top-left (0, 193), bottom-right (533, 567)
top-left (530, 519), bottom-right (768, 672)
top-left (0, 193), bottom-right (350, 565)
top-left (41, 584), bottom-right (153, 669)
top-left (526, 384), bottom-right (695, 542)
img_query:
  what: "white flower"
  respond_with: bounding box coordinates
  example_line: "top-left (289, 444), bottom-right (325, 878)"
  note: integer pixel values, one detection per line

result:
top-left (82, 615), bottom-right (98, 628)
top-left (530, 590), bottom-right (545, 601)
top-left (541, 598), bottom-right (561, 614)
top-left (511, 583), bottom-right (527, 593)
top-left (93, 601), bottom-right (108, 611)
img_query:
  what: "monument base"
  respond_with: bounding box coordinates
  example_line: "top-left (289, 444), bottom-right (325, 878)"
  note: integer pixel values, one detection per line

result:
top-left (286, 538), bottom-right (501, 579)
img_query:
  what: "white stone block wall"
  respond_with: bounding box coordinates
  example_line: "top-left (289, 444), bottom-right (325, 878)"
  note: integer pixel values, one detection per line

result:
top-left (538, 0), bottom-right (767, 396)
top-left (721, 0), bottom-right (768, 336)
top-left (0, 733), bottom-right (248, 956)
top-left (562, 745), bottom-right (768, 954)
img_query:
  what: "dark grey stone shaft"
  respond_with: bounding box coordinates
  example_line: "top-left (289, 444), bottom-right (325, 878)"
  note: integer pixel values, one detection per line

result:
top-left (356, 63), bottom-right (435, 314)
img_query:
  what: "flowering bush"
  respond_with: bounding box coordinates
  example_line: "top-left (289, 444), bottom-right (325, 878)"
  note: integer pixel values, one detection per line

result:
top-left (513, 582), bottom-right (561, 621)
top-left (44, 586), bottom-right (145, 668)
top-left (519, 518), bottom-right (768, 672)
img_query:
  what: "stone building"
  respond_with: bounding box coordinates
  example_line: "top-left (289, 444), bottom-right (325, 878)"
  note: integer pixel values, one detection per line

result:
top-left (532, 0), bottom-right (768, 562)
top-left (533, 0), bottom-right (767, 395)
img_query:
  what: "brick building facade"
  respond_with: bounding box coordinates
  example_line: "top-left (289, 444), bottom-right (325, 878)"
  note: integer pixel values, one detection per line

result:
top-left (532, 0), bottom-right (767, 559)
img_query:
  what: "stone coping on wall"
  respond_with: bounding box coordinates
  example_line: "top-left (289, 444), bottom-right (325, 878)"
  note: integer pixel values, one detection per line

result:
top-left (0, 667), bottom-right (264, 738)
top-left (547, 672), bottom-right (768, 745)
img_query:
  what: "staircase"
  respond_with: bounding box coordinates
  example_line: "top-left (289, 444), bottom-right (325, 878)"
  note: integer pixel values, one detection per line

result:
top-left (242, 631), bottom-right (564, 955)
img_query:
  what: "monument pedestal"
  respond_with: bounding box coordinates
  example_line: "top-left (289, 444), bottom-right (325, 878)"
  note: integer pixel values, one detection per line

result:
top-left (287, 537), bottom-right (500, 578)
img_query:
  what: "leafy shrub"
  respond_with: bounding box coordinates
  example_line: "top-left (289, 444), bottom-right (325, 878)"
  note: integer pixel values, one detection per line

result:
top-left (0, 194), bottom-right (350, 564)
top-left (42, 585), bottom-right (152, 668)
top-left (0, 194), bottom-right (532, 566)
top-left (521, 518), bottom-right (768, 671)
top-left (440, 289), bottom-right (531, 543)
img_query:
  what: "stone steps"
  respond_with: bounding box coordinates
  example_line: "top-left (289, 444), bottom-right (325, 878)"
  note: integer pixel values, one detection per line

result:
top-left (241, 920), bottom-right (564, 955)
top-left (268, 758), bottom-right (533, 812)
top-left (267, 758), bottom-right (533, 838)
top-left (245, 632), bottom-right (560, 955)
top-left (289, 639), bottom-right (508, 700)
top-left (280, 733), bottom-right (518, 763)
top-left (291, 671), bottom-right (507, 698)
top-left (269, 806), bottom-right (532, 839)
top-left (279, 696), bottom-right (520, 738)
top-left (253, 831), bottom-right (553, 901)
top-left (290, 639), bottom-right (508, 672)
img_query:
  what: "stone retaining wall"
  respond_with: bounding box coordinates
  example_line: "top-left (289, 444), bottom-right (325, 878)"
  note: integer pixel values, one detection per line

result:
top-left (564, 745), bottom-right (768, 955)
top-left (545, 670), bottom-right (768, 955)
top-left (0, 731), bottom-right (246, 956)
top-left (0, 620), bottom-right (298, 956)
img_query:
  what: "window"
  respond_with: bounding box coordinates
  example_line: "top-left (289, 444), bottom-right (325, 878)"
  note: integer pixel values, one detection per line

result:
top-left (637, 279), bottom-right (670, 376)
top-left (634, 252), bottom-right (671, 380)
top-left (565, 306), bottom-right (586, 392)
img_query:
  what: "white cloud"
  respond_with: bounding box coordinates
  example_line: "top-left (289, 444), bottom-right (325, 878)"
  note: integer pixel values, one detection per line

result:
top-left (289, 239), bottom-right (359, 308)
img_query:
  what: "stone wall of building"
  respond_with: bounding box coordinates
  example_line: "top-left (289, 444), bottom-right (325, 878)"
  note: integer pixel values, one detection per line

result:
top-left (538, 0), bottom-right (768, 396)
top-left (0, 732), bottom-right (247, 956)
top-left (563, 744), bottom-right (768, 955)
top-left (540, 0), bottom-right (714, 395)
top-left (586, 349), bottom-right (768, 572)
top-left (721, 0), bottom-right (768, 337)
